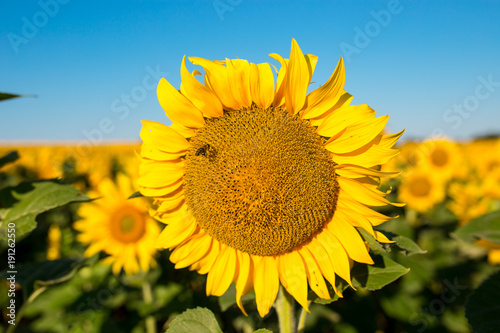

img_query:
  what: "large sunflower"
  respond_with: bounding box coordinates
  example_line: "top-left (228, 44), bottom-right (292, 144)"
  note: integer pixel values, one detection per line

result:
top-left (139, 39), bottom-right (403, 317)
top-left (75, 173), bottom-right (160, 275)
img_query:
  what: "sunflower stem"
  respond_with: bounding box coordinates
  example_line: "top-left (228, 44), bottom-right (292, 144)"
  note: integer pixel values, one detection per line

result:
top-left (142, 281), bottom-right (156, 333)
top-left (406, 207), bottom-right (419, 226)
top-left (275, 285), bottom-right (296, 333)
top-left (296, 301), bottom-right (310, 333)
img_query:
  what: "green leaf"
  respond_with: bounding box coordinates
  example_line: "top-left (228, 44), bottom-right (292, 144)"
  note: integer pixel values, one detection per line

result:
top-left (166, 307), bottom-right (223, 333)
top-left (0, 258), bottom-right (86, 296)
top-left (0, 150), bottom-right (19, 169)
top-left (465, 270), bottom-right (500, 333)
top-left (351, 254), bottom-right (410, 290)
top-left (364, 228), bottom-right (426, 257)
top-left (391, 234), bottom-right (427, 256)
top-left (253, 330), bottom-right (273, 333)
top-left (314, 255), bottom-right (409, 304)
top-left (128, 191), bottom-right (144, 199)
top-left (0, 181), bottom-right (90, 246)
top-left (218, 283), bottom-right (255, 312)
top-left (357, 228), bottom-right (389, 254)
top-left (312, 279), bottom-right (350, 305)
top-left (452, 210), bottom-right (500, 244)
top-left (0, 92), bottom-right (36, 102)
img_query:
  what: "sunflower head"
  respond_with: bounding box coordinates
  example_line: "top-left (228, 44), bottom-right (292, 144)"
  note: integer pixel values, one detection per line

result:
top-left (398, 166), bottom-right (445, 213)
top-left (75, 173), bottom-right (160, 275)
top-left (139, 39), bottom-right (403, 317)
top-left (447, 179), bottom-right (491, 226)
top-left (417, 139), bottom-right (466, 181)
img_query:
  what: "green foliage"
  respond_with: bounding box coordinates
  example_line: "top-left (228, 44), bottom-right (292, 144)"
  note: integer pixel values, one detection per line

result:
top-left (0, 181), bottom-right (90, 247)
top-left (0, 92), bottom-right (24, 101)
top-left (390, 234), bottom-right (427, 256)
top-left (218, 283), bottom-right (255, 312)
top-left (465, 270), bottom-right (500, 333)
top-left (453, 210), bottom-right (500, 244)
top-left (351, 255), bottom-right (410, 290)
top-left (0, 151), bottom-right (19, 169)
top-left (0, 258), bottom-right (87, 296)
top-left (128, 191), bottom-right (144, 199)
top-left (2, 144), bottom-right (500, 333)
top-left (165, 307), bottom-right (223, 333)
top-left (358, 227), bottom-right (426, 256)
top-left (314, 255), bottom-right (409, 305)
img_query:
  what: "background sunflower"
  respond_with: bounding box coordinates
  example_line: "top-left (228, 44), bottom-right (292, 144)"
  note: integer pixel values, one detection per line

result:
top-left (75, 173), bottom-right (160, 275)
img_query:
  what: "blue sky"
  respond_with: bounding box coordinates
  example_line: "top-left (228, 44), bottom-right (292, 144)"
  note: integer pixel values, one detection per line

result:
top-left (1, 0), bottom-right (499, 143)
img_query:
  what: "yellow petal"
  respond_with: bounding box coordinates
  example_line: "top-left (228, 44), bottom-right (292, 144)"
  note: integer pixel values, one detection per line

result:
top-left (157, 78), bottom-right (205, 128)
top-left (277, 251), bottom-right (309, 311)
top-left (192, 239), bottom-right (220, 275)
top-left (206, 245), bottom-right (237, 296)
top-left (317, 230), bottom-right (354, 289)
top-left (380, 129), bottom-right (405, 149)
top-left (302, 57), bottom-right (345, 119)
top-left (169, 233), bottom-right (201, 264)
top-left (310, 92), bottom-right (353, 127)
top-left (336, 200), bottom-right (376, 237)
top-left (332, 144), bottom-right (400, 169)
top-left (316, 103), bottom-right (374, 137)
top-left (298, 247), bottom-right (330, 299)
top-left (189, 56), bottom-right (241, 110)
top-left (156, 196), bottom-right (184, 214)
top-left (334, 164), bottom-right (400, 180)
top-left (235, 251), bottom-right (253, 316)
top-left (304, 54), bottom-right (318, 81)
top-left (327, 211), bottom-right (374, 264)
top-left (253, 255), bottom-right (279, 317)
top-left (181, 56), bottom-right (223, 118)
top-left (285, 39), bottom-right (309, 114)
top-left (325, 116), bottom-right (389, 154)
top-left (138, 159), bottom-right (184, 188)
top-left (139, 178), bottom-right (183, 197)
top-left (141, 143), bottom-right (185, 161)
top-left (375, 231), bottom-right (395, 243)
top-left (155, 211), bottom-right (196, 249)
top-left (170, 122), bottom-right (196, 138)
top-left (269, 52), bottom-right (288, 107)
top-left (175, 233), bottom-right (213, 268)
top-left (250, 63), bottom-right (275, 108)
top-left (338, 177), bottom-right (404, 207)
top-left (304, 239), bottom-right (342, 297)
top-left (226, 58), bottom-right (252, 107)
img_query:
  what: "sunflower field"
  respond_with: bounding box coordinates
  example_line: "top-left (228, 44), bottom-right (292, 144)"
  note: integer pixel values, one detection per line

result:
top-left (2, 41), bottom-right (500, 333)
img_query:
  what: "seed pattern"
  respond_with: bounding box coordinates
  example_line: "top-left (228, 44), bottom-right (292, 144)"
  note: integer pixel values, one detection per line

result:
top-left (184, 106), bottom-right (339, 256)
